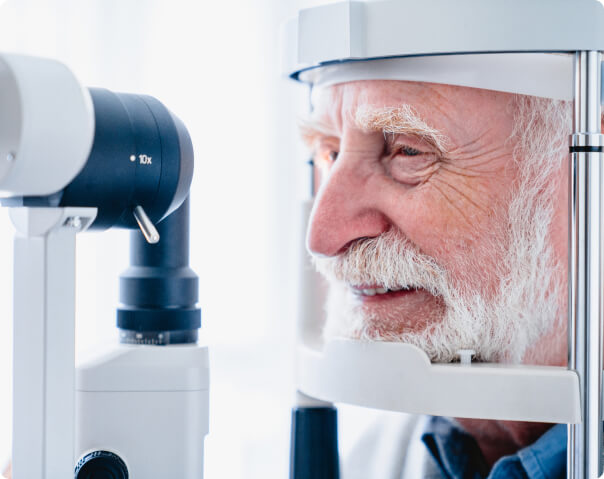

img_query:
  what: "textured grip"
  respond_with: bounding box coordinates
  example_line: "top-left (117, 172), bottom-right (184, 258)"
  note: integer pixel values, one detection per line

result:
top-left (75, 450), bottom-right (128, 479)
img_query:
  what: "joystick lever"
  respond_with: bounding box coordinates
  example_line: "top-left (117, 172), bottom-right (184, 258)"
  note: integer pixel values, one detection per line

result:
top-left (133, 205), bottom-right (160, 244)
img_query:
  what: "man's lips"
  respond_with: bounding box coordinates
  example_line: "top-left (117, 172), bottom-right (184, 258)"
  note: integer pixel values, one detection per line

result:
top-left (347, 284), bottom-right (443, 335)
top-left (350, 284), bottom-right (419, 300)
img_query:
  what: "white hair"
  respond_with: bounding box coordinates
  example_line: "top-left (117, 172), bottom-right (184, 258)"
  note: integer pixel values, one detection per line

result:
top-left (314, 94), bottom-right (572, 364)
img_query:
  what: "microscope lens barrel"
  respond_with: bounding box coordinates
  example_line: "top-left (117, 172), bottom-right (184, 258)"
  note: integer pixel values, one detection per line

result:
top-left (59, 88), bottom-right (193, 230)
top-left (117, 198), bottom-right (201, 345)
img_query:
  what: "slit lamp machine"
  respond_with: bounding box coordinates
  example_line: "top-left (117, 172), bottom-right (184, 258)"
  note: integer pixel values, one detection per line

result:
top-left (0, 54), bottom-right (207, 478)
top-left (1, 0), bottom-right (604, 478)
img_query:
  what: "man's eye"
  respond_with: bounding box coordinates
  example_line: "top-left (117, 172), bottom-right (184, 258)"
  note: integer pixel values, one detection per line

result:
top-left (329, 151), bottom-right (339, 162)
top-left (400, 146), bottom-right (421, 157)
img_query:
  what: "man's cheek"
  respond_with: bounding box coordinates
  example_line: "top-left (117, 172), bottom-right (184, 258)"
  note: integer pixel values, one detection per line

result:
top-left (402, 187), bottom-right (507, 275)
top-left (425, 171), bottom-right (501, 228)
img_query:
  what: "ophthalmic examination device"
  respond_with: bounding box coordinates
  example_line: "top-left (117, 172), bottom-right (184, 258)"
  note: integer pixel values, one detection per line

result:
top-left (284, 1), bottom-right (604, 479)
top-left (5, 1), bottom-right (604, 479)
top-left (0, 54), bottom-right (208, 478)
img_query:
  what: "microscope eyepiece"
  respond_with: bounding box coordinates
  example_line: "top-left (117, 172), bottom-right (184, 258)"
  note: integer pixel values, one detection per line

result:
top-left (58, 88), bottom-right (193, 231)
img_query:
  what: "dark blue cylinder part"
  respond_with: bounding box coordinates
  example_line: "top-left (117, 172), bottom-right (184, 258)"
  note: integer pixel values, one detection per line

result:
top-left (290, 406), bottom-right (340, 479)
top-left (117, 198), bottom-right (201, 344)
top-left (59, 88), bottom-right (193, 230)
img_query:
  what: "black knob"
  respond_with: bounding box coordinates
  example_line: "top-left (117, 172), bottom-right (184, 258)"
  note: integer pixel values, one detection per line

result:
top-left (74, 450), bottom-right (128, 479)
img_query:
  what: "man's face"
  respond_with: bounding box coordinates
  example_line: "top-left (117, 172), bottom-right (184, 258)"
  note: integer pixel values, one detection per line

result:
top-left (304, 80), bottom-right (568, 365)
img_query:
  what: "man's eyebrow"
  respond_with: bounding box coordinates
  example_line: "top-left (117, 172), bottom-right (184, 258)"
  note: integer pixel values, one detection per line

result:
top-left (298, 116), bottom-right (338, 149)
top-left (355, 105), bottom-right (450, 155)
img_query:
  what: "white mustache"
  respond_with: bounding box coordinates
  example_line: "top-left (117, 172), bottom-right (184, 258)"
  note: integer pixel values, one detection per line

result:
top-left (311, 228), bottom-right (449, 299)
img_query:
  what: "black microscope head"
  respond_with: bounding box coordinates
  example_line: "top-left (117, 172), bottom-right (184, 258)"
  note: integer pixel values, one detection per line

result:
top-left (59, 88), bottom-right (194, 231)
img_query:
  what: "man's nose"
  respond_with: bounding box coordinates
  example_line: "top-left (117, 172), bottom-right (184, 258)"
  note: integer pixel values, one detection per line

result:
top-left (307, 159), bottom-right (390, 257)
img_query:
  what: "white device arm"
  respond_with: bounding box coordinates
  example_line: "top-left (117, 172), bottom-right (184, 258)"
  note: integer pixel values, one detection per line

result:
top-left (284, 0), bottom-right (604, 73)
top-left (282, 1), bottom-right (604, 104)
top-left (297, 340), bottom-right (580, 424)
top-left (9, 207), bottom-right (96, 479)
top-left (0, 55), bottom-right (94, 196)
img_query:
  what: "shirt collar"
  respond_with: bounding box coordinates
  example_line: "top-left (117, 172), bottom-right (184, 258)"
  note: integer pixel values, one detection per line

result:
top-left (421, 416), bottom-right (567, 479)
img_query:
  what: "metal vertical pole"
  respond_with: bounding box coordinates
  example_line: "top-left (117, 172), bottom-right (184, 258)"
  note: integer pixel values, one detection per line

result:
top-left (568, 50), bottom-right (603, 479)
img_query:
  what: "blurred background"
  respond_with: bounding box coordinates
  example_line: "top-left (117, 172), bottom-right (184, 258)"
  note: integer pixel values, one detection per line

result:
top-left (0, 0), bottom-right (334, 477)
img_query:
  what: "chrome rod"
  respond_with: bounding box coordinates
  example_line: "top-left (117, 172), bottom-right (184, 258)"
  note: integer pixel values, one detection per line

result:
top-left (568, 50), bottom-right (603, 479)
top-left (133, 205), bottom-right (160, 244)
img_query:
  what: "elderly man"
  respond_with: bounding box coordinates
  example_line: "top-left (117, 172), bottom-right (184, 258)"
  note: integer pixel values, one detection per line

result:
top-left (301, 80), bottom-right (572, 478)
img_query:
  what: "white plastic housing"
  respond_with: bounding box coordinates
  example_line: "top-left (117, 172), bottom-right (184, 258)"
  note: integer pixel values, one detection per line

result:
top-left (284, 0), bottom-right (604, 75)
top-left (282, 0), bottom-right (604, 100)
top-left (76, 344), bottom-right (210, 478)
top-left (0, 54), bottom-right (94, 196)
top-left (303, 54), bottom-right (576, 102)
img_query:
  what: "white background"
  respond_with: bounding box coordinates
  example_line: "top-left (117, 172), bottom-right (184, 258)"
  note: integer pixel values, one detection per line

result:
top-left (0, 0), bottom-right (335, 477)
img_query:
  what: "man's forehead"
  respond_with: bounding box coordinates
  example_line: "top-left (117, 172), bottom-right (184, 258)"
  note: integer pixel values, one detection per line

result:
top-left (308, 80), bottom-right (515, 138)
top-left (310, 80), bottom-right (426, 126)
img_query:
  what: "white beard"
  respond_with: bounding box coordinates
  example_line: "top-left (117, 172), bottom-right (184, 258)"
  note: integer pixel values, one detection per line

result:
top-left (313, 171), bottom-right (563, 364)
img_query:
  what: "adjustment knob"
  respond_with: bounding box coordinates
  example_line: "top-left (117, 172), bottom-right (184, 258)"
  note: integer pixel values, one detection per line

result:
top-left (74, 450), bottom-right (128, 479)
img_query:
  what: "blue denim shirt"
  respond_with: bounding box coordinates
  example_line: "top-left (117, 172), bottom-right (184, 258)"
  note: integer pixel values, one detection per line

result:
top-left (421, 416), bottom-right (567, 479)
